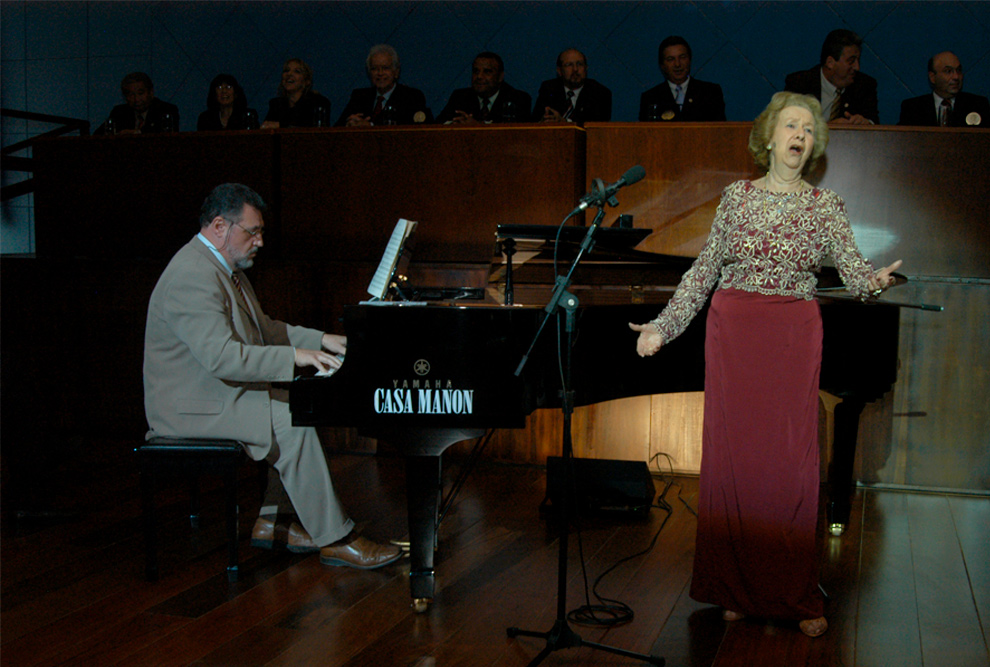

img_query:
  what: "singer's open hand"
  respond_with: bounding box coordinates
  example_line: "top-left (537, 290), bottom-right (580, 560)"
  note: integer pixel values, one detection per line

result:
top-left (629, 322), bottom-right (663, 357)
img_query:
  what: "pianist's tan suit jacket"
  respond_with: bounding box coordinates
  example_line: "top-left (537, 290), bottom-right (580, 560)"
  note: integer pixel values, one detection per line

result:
top-left (143, 237), bottom-right (354, 545)
top-left (143, 236), bottom-right (323, 456)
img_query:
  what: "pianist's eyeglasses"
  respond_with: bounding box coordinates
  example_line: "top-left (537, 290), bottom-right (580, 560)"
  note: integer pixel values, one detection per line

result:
top-left (226, 219), bottom-right (265, 238)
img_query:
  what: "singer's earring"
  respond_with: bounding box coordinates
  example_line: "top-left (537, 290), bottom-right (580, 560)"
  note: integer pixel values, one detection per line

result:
top-left (766, 143), bottom-right (773, 150)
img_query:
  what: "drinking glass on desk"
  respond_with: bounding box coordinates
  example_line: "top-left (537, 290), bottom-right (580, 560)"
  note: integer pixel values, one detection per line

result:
top-left (161, 111), bottom-right (176, 132)
top-left (378, 105), bottom-right (398, 126)
top-left (104, 117), bottom-right (117, 135)
top-left (501, 100), bottom-right (519, 122)
top-left (244, 109), bottom-right (259, 130)
top-left (313, 104), bottom-right (329, 127)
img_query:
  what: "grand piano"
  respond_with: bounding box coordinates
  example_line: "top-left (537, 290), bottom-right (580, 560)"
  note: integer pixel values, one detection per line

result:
top-left (290, 226), bottom-right (901, 607)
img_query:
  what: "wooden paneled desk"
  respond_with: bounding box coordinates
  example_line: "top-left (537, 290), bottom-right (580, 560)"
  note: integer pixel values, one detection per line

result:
top-left (277, 124), bottom-right (585, 263)
top-left (33, 131), bottom-right (278, 259)
top-left (34, 124), bottom-right (586, 264)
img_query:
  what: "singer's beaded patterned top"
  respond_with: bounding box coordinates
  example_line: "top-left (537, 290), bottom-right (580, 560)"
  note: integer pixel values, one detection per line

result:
top-left (651, 180), bottom-right (875, 344)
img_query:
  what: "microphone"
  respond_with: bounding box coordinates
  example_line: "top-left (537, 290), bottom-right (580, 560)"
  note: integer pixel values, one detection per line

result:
top-left (575, 165), bottom-right (646, 212)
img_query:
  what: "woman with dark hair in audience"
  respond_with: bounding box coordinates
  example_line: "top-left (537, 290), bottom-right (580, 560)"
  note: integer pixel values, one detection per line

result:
top-left (197, 74), bottom-right (258, 131)
top-left (261, 58), bottom-right (331, 128)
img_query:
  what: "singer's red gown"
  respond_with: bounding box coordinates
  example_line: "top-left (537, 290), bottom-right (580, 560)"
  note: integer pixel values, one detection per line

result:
top-left (649, 181), bottom-right (877, 620)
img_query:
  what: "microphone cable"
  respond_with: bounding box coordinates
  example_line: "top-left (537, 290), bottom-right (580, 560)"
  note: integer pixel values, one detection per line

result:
top-left (566, 452), bottom-right (688, 627)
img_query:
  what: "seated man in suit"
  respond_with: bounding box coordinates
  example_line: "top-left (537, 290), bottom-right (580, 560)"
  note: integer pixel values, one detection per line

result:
top-left (532, 48), bottom-right (612, 125)
top-left (639, 36), bottom-right (725, 122)
top-left (784, 29), bottom-right (879, 125)
top-left (899, 51), bottom-right (989, 128)
top-left (144, 183), bottom-right (402, 570)
top-left (436, 52), bottom-right (532, 125)
top-left (96, 72), bottom-right (179, 134)
top-left (335, 44), bottom-right (433, 126)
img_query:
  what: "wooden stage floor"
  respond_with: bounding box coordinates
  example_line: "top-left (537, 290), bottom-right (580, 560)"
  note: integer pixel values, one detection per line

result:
top-left (2, 446), bottom-right (987, 667)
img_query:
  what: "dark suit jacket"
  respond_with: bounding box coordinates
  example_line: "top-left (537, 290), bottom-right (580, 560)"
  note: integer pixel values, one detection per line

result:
top-left (435, 83), bottom-right (532, 124)
top-left (898, 91), bottom-right (990, 128)
top-left (264, 92), bottom-right (332, 127)
top-left (196, 107), bottom-right (259, 131)
top-left (531, 78), bottom-right (612, 124)
top-left (784, 66), bottom-right (879, 124)
top-left (96, 97), bottom-right (180, 134)
top-left (334, 83), bottom-right (433, 126)
top-left (638, 78), bottom-right (725, 122)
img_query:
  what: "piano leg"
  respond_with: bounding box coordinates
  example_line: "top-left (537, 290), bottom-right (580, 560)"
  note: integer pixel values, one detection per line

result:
top-left (827, 398), bottom-right (865, 536)
top-left (405, 454), bottom-right (441, 609)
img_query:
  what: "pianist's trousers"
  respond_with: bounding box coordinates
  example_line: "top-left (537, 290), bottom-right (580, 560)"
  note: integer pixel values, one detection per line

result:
top-left (250, 394), bottom-right (354, 547)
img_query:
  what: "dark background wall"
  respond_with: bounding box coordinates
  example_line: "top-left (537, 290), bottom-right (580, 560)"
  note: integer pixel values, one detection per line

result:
top-left (3, 1), bottom-right (990, 253)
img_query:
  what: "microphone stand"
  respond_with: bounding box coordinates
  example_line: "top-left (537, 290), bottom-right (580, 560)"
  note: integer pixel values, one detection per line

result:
top-left (508, 203), bottom-right (664, 667)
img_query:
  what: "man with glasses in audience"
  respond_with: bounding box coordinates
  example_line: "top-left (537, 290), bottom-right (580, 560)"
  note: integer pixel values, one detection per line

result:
top-left (532, 47), bottom-right (612, 125)
top-left (143, 183), bottom-right (403, 571)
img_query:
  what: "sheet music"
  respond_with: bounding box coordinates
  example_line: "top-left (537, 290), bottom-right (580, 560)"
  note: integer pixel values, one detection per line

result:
top-left (367, 218), bottom-right (417, 300)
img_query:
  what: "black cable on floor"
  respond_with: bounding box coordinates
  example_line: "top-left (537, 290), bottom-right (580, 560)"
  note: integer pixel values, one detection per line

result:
top-left (566, 452), bottom-right (686, 627)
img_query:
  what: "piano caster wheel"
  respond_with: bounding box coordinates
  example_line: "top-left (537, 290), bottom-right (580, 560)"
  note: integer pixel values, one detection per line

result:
top-left (412, 598), bottom-right (431, 613)
top-left (829, 522), bottom-right (846, 537)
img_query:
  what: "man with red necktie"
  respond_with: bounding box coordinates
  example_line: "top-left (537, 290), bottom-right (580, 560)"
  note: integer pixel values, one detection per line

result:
top-left (335, 44), bottom-right (433, 127)
top-left (898, 51), bottom-right (990, 128)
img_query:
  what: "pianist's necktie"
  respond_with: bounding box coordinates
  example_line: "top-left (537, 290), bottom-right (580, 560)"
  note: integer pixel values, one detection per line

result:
top-left (231, 271), bottom-right (261, 330)
top-left (372, 95), bottom-right (384, 121)
top-left (231, 271), bottom-right (246, 298)
top-left (829, 89), bottom-right (845, 121)
top-left (940, 98), bottom-right (952, 127)
top-left (562, 90), bottom-right (575, 120)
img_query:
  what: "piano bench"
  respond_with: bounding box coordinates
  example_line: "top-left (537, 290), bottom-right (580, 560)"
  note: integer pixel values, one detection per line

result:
top-left (135, 437), bottom-right (252, 583)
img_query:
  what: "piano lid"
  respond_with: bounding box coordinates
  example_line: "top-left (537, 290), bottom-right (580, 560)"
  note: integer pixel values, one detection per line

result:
top-left (490, 223), bottom-right (696, 306)
top-left (496, 223), bottom-right (651, 249)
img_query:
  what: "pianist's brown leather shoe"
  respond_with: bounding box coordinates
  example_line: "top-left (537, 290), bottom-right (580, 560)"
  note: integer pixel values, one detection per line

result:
top-left (799, 616), bottom-right (828, 637)
top-left (250, 516), bottom-right (319, 553)
top-left (319, 534), bottom-right (403, 570)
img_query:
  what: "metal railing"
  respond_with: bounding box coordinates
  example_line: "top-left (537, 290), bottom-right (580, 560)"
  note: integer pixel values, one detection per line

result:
top-left (1, 108), bottom-right (90, 202)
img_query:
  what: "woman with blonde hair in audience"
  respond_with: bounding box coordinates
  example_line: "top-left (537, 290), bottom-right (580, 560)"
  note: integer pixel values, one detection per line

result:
top-left (261, 58), bottom-right (331, 128)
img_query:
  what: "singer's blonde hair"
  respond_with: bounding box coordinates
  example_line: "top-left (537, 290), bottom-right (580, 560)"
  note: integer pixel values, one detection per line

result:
top-left (748, 92), bottom-right (829, 173)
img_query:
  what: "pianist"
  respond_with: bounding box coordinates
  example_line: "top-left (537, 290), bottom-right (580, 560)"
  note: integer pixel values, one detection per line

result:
top-left (143, 183), bottom-right (402, 570)
top-left (630, 92), bottom-right (902, 637)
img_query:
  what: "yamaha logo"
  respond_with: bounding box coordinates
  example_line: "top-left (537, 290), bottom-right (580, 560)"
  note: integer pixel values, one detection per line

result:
top-left (414, 359), bottom-right (430, 376)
